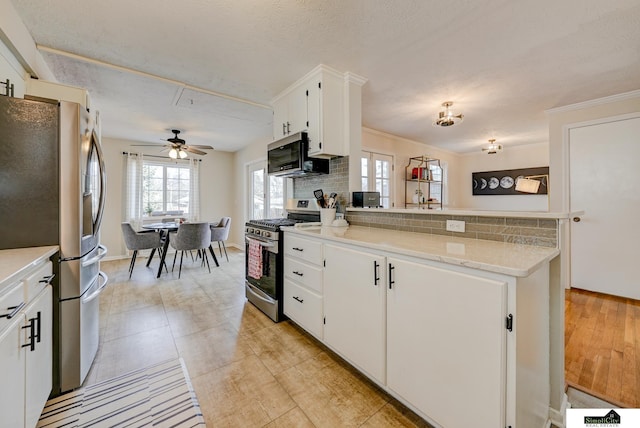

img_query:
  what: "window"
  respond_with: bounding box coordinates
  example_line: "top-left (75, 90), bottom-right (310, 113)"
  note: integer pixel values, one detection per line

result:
top-left (142, 161), bottom-right (191, 216)
top-left (361, 151), bottom-right (393, 208)
top-left (248, 161), bottom-right (286, 220)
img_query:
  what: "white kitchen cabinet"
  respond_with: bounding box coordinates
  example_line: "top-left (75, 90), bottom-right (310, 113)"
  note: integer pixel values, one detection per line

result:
top-left (272, 83), bottom-right (308, 140)
top-left (0, 284), bottom-right (27, 428)
top-left (24, 285), bottom-right (53, 428)
top-left (386, 256), bottom-right (507, 428)
top-left (283, 235), bottom-right (324, 340)
top-left (323, 244), bottom-right (386, 383)
top-left (271, 65), bottom-right (362, 158)
top-left (305, 69), bottom-right (346, 158)
top-left (0, 249), bottom-right (55, 428)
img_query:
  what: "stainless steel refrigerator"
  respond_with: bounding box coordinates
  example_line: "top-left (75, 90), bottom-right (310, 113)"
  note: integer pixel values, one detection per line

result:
top-left (0, 95), bottom-right (108, 395)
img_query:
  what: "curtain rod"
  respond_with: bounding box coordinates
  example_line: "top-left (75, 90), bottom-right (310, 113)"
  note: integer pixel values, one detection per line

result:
top-left (122, 151), bottom-right (202, 162)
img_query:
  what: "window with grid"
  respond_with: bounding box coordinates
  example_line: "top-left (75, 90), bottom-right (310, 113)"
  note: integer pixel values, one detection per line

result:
top-left (142, 161), bottom-right (191, 216)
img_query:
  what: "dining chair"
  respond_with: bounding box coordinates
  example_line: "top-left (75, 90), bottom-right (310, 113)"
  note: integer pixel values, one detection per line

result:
top-left (169, 222), bottom-right (212, 278)
top-left (210, 217), bottom-right (231, 262)
top-left (121, 222), bottom-right (164, 279)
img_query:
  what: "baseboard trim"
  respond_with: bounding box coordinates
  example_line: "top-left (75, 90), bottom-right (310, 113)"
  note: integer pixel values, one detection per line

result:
top-left (549, 393), bottom-right (569, 428)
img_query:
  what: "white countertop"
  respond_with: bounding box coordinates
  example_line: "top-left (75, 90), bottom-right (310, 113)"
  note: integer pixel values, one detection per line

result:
top-left (346, 207), bottom-right (584, 219)
top-left (284, 225), bottom-right (558, 277)
top-left (0, 246), bottom-right (58, 287)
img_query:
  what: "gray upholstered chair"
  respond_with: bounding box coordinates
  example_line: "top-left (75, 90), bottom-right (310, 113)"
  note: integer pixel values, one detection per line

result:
top-left (169, 222), bottom-right (212, 278)
top-left (121, 222), bottom-right (164, 279)
top-left (210, 217), bottom-right (231, 262)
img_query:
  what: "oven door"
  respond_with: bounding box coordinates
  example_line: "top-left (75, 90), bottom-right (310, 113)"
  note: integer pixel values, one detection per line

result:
top-left (245, 235), bottom-right (278, 299)
top-left (245, 234), bottom-right (284, 322)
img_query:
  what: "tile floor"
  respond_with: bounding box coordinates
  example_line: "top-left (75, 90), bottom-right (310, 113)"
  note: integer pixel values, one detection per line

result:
top-left (91, 248), bottom-right (433, 427)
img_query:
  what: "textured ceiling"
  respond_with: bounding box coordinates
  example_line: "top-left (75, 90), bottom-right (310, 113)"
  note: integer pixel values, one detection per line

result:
top-left (10, 0), bottom-right (640, 153)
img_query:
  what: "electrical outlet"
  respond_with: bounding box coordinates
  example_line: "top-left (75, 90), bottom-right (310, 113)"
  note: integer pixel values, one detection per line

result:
top-left (446, 220), bottom-right (466, 233)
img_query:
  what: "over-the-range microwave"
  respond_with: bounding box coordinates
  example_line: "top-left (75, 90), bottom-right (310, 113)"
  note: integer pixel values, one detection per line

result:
top-left (267, 132), bottom-right (329, 177)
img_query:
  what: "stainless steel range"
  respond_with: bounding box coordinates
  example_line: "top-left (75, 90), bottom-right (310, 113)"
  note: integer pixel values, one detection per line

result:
top-left (245, 199), bottom-right (321, 322)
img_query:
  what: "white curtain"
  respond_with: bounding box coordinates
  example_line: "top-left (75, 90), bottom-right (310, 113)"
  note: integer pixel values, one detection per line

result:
top-left (188, 158), bottom-right (200, 222)
top-left (123, 152), bottom-right (144, 230)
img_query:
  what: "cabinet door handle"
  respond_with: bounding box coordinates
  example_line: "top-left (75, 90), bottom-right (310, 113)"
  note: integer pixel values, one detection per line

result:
top-left (286, 122), bottom-right (290, 134)
top-left (39, 274), bottom-right (55, 284)
top-left (388, 263), bottom-right (395, 289)
top-left (373, 261), bottom-right (380, 286)
top-left (293, 271), bottom-right (303, 277)
top-left (35, 311), bottom-right (42, 343)
top-left (292, 247), bottom-right (304, 252)
top-left (0, 302), bottom-right (25, 319)
top-left (22, 317), bottom-right (36, 351)
top-left (293, 296), bottom-right (304, 303)
top-left (282, 123), bottom-right (286, 136)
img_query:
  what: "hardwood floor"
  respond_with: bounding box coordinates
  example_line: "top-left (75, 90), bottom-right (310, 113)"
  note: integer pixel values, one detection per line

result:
top-left (92, 249), bottom-right (433, 427)
top-left (565, 287), bottom-right (640, 407)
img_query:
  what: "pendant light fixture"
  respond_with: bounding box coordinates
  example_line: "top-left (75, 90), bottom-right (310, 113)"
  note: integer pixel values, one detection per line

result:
top-left (434, 101), bottom-right (463, 127)
top-left (482, 139), bottom-right (502, 154)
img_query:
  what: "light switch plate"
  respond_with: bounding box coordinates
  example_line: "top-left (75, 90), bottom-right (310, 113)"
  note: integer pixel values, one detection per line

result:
top-left (446, 220), bottom-right (466, 233)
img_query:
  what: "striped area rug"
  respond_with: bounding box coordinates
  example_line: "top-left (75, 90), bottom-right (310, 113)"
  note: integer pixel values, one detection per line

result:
top-left (38, 358), bottom-right (205, 427)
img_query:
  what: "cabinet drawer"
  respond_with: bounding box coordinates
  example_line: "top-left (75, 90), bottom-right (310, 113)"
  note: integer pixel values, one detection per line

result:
top-left (284, 235), bottom-right (323, 265)
top-left (283, 279), bottom-right (323, 340)
top-left (0, 281), bottom-right (25, 335)
top-left (284, 257), bottom-right (323, 293)
top-left (24, 261), bottom-right (53, 302)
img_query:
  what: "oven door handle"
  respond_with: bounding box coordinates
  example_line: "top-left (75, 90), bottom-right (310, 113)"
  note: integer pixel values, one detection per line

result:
top-left (245, 236), bottom-right (275, 248)
top-left (246, 282), bottom-right (277, 304)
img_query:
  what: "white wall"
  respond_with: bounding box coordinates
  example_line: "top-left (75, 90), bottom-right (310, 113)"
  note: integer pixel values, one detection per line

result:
top-left (100, 137), bottom-right (236, 259)
top-left (457, 142), bottom-right (549, 211)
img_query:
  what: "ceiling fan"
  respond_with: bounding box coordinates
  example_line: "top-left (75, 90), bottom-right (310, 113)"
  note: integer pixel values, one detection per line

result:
top-left (133, 129), bottom-right (214, 158)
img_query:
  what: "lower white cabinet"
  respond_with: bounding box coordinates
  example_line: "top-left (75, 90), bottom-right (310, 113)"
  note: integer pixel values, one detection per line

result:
top-left (283, 232), bottom-right (551, 428)
top-left (24, 286), bottom-right (53, 428)
top-left (323, 244), bottom-right (386, 383)
top-left (0, 253), bottom-right (54, 428)
top-left (386, 257), bottom-right (507, 428)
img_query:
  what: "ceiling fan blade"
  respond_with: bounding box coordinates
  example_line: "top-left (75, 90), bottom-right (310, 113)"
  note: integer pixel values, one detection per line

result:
top-left (184, 146), bottom-right (207, 155)
top-left (188, 144), bottom-right (214, 150)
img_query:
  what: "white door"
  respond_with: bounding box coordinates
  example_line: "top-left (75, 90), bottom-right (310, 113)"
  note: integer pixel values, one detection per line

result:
top-left (247, 161), bottom-right (287, 221)
top-left (361, 151), bottom-right (393, 208)
top-left (569, 116), bottom-right (640, 299)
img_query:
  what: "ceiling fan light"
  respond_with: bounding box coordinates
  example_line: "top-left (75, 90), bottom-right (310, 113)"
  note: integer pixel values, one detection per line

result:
top-left (179, 149), bottom-right (188, 159)
top-left (169, 148), bottom-right (178, 159)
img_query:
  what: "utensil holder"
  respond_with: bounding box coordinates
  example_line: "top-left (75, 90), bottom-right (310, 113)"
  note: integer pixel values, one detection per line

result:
top-left (320, 208), bottom-right (336, 226)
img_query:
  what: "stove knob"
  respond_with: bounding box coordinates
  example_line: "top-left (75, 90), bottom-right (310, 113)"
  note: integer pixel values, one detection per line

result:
top-left (262, 231), bottom-right (271, 238)
top-left (246, 227), bottom-right (253, 234)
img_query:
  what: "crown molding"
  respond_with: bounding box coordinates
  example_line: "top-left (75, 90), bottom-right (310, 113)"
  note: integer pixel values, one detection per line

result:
top-left (546, 89), bottom-right (640, 115)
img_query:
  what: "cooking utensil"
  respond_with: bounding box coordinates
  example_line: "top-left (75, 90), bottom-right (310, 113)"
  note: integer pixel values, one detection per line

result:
top-left (327, 192), bottom-right (337, 208)
top-left (313, 189), bottom-right (325, 208)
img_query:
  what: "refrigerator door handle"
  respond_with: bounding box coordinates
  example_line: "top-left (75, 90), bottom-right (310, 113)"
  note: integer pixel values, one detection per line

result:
top-left (81, 244), bottom-right (108, 267)
top-left (81, 271), bottom-right (109, 304)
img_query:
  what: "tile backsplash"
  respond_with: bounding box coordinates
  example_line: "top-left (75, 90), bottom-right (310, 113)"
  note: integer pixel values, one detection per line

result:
top-left (293, 156), bottom-right (349, 211)
top-left (346, 211), bottom-right (558, 248)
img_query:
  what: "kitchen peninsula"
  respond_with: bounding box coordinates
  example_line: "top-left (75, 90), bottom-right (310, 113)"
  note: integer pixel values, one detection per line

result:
top-left (282, 208), bottom-right (571, 428)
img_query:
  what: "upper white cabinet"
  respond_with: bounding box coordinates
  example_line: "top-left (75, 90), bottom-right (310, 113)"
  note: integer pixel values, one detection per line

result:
top-left (271, 65), bottom-right (366, 158)
top-left (272, 83), bottom-right (308, 139)
top-left (323, 244), bottom-right (386, 384)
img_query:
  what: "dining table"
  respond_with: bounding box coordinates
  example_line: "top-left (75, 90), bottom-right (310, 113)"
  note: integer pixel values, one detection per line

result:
top-left (142, 222), bottom-right (219, 278)
top-left (142, 222), bottom-right (178, 278)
